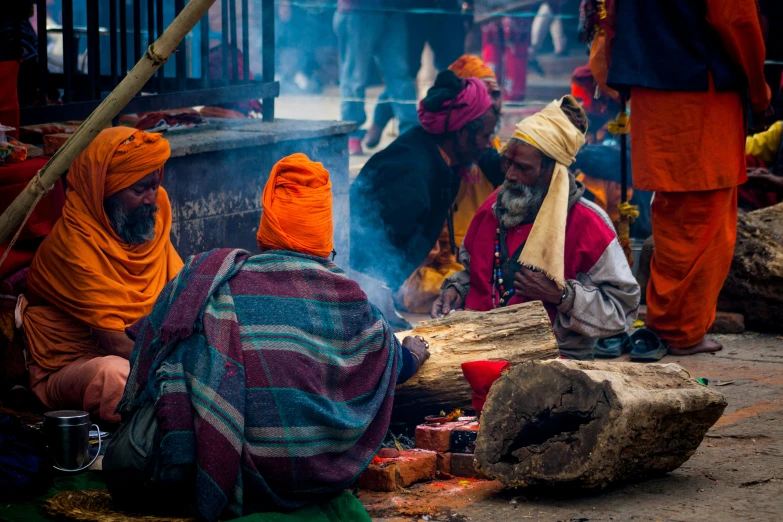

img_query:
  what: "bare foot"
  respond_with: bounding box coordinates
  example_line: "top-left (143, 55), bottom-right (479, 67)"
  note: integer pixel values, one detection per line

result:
top-left (670, 338), bottom-right (723, 356)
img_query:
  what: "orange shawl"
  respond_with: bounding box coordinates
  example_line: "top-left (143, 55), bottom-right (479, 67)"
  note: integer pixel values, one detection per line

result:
top-left (27, 127), bottom-right (184, 332)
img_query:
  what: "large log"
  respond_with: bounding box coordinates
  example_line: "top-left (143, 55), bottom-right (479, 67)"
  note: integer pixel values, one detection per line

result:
top-left (392, 302), bottom-right (559, 425)
top-left (475, 360), bottom-right (727, 489)
top-left (718, 203), bottom-right (783, 332)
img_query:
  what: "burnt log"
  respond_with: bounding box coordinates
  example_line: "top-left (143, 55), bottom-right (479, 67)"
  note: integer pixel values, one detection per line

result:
top-left (474, 360), bottom-right (727, 489)
top-left (392, 302), bottom-right (559, 425)
top-left (718, 203), bottom-right (783, 332)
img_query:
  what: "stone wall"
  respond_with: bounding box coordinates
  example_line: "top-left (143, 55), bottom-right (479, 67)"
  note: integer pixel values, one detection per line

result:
top-left (163, 118), bottom-right (355, 264)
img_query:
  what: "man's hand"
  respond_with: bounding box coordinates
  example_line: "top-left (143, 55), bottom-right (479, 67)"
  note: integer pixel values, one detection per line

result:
top-left (513, 267), bottom-right (563, 305)
top-left (431, 287), bottom-right (463, 318)
top-left (746, 168), bottom-right (783, 194)
top-left (402, 335), bottom-right (431, 374)
top-left (91, 329), bottom-right (135, 359)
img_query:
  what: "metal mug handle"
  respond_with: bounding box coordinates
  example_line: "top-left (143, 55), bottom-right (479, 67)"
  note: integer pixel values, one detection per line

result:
top-left (52, 423), bottom-right (102, 473)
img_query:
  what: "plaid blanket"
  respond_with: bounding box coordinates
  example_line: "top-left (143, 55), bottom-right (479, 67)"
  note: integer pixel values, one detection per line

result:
top-left (118, 249), bottom-right (401, 521)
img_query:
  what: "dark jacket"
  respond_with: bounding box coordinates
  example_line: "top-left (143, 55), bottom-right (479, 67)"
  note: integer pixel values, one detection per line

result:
top-left (607, 0), bottom-right (745, 94)
top-left (350, 126), bottom-right (502, 290)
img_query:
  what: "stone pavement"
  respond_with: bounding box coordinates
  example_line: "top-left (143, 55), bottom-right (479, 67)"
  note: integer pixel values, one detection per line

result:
top-left (363, 332), bottom-right (783, 521)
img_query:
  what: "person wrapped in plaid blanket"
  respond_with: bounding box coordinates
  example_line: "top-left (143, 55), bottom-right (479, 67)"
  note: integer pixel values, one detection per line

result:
top-left (104, 154), bottom-right (430, 521)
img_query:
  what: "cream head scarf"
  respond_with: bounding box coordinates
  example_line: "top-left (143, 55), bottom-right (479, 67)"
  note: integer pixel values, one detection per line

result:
top-left (508, 96), bottom-right (587, 289)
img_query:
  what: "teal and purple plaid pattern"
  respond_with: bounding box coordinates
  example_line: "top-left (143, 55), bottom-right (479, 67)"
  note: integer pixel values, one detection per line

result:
top-left (119, 249), bottom-right (401, 521)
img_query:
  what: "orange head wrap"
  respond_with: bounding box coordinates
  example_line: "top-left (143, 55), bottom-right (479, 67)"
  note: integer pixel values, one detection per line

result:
top-left (449, 55), bottom-right (500, 94)
top-left (256, 153), bottom-right (334, 258)
top-left (27, 126), bottom-right (182, 332)
top-left (449, 55), bottom-right (496, 81)
top-left (68, 127), bottom-right (171, 227)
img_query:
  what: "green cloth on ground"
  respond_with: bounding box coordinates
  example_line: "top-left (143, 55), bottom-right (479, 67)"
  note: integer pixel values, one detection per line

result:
top-left (0, 472), bottom-right (106, 522)
top-left (235, 492), bottom-right (371, 522)
top-left (0, 472), bottom-right (369, 522)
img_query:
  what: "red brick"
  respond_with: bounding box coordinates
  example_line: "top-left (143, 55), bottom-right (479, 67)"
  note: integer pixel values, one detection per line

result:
top-left (450, 452), bottom-right (489, 479)
top-left (437, 452), bottom-right (452, 474)
top-left (709, 312), bottom-right (745, 334)
top-left (357, 461), bottom-right (397, 491)
top-left (377, 447), bottom-right (400, 459)
top-left (357, 449), bottom-right (437, 491)
top-left (415, 421), bottom-right (467, 452)
top-left (396, 449), bottom-right (437, 487)
top-left (43, 133), bottom-right (72, 156)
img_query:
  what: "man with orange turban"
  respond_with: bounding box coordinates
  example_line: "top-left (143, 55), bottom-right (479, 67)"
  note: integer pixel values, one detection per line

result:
top-left (256, 153), bottom-right (335, 257)
top-left (19, 127), bottom-right (183, 423)
top-left (105, 153), bottom-right (429, 520)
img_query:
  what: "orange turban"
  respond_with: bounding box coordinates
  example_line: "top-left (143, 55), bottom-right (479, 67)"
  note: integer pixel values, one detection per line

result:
top-left (256, 153), bottom-right (334, 258)
top-left (449, 54), bottom-right (500, 95)
top-left (27, 127), bottom-right (183, 332)
top-left (449, 55), bottom-right (496, 80)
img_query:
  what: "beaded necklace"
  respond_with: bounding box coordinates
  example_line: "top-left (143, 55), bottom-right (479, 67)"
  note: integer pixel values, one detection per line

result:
top-left (490, 226), bottom-right (516, 308)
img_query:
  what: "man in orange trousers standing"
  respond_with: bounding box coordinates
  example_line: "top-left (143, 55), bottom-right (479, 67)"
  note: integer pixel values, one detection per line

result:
top-left (590, 0), bottom-right (772, 357)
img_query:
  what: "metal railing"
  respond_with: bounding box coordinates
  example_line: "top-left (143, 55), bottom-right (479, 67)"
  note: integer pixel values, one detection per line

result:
top-left (22, 0), bottom-right (278, 125)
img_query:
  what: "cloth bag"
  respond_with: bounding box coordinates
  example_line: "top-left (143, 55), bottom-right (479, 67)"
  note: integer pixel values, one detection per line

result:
top-left (103, 402), bottom-right (194, 511)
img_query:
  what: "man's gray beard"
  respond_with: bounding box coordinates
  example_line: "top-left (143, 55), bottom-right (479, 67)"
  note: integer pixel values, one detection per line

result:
top-left (495, 181), bottom-right (546, 229)
top-left (104, 194), bottom-right (158, 245)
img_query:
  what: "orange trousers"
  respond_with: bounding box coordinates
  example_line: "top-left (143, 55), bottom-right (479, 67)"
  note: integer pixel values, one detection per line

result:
top-left (646, 188), bottom-right (737, 348)
top-left (29, 356), bottom-right (129, 424)
top-left (21, 298), bottom-right (129, 424)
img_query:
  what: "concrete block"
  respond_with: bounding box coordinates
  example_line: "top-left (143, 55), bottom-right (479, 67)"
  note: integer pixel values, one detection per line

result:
top-left (163, 120), bottom-right (354, 258)
top-left (415, 421), bottom-right (468, 452)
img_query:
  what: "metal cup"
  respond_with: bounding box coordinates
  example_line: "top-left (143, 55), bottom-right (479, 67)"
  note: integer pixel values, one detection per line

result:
top-left (43, 410), bottom-right (96, 472)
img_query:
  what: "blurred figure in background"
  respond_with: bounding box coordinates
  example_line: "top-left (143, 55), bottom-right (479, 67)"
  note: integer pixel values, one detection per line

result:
top-left (480, 1), bottom-right (536, 102)
top-left (276, 0), bottom-right (334, 94)
top-left (530, 0), bottom-right (567, 68)
top-left (335, 0), bottom-right (418, 155)
top-left (366, 0), bottom-right (472, 149)
top-left (0, 0), bottom-right (38, 135)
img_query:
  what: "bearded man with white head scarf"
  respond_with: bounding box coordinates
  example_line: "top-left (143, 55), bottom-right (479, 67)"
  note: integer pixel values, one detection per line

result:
top-left (432, 96), bottom-right (640, 360)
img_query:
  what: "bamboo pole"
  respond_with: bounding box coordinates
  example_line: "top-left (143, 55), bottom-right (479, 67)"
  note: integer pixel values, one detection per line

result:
top-left (0, 0), bottom-right (219, 247)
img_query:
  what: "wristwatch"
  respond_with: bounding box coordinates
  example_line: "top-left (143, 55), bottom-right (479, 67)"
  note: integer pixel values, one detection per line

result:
top-left (559, 285), bottom-right (568, 305)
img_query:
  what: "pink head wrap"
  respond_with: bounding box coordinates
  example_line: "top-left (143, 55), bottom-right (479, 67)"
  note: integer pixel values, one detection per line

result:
top-left (417, 77), bottom-right (494, 135)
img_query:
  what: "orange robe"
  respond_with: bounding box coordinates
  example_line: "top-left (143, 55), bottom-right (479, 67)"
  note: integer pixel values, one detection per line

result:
top-left (23, 127), bottom-right (183, 421)
top-left (594, 0), bottom-right (770, 348)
